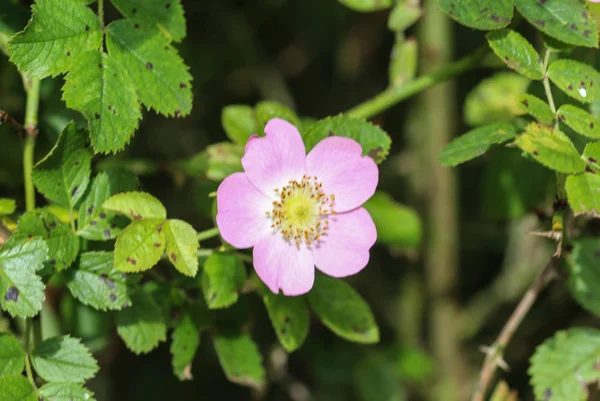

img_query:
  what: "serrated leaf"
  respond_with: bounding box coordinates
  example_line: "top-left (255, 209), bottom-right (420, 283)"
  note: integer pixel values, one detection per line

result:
top-left (63, 51), bottom-right (141, 153)
top-left (486, 29), bottom-right (543, 80)
top-left (201, 253), bottom-right (246, 309)
top-left (106, 19), bottom-right (192, 117)
top-left (566, 173), bottom-right (600, 216)
top-left (548, 59), bottom-right (600, 103)
top-left (114, 219), bottom-right (166, 273)
top-left (439, 122), bottom-right (517, 166)
top-left (32, 121), bottom-right (92, 210)
top-left (337, 0), bottom-right (392, 12)
top-left (171, 314), bottom-right (200, 380)
top-left (255, 101), bottom-right (301, 133)
top-left (103, 191), bottom-right (166, 220)
top-left (110, 0), bottom-right (185, 41)
top-left (116, 289), bottom-right (167, 354)
top-left (514, 123), bottom-right (585, 173)
top-left (0, 333), bottom-right (24, 375)
top-left (529, 328), bottom-right (600, 401)
top-left (38, 382), bottom-right (96, 401)
top-left (66, 251), bottom-right (131, 311)
top-left (32, 336), bottom-right (98, 383)
top-left (464, 72), bottom-right (529, 126)
top-left (584, 142), bottom-right (600, 165)
top-left (303, 115), bottom-right (391, 164)
top-left (515, 0), bottom-right (598, 48)
top-left (0, 199), bottom-right (16, 216)
top-left (0, 236), bottom-right (48, 318)
top-left (517, 94), bottom-right (555, 126)
top-left (222, 105), bottom-right (256, 145)
top-left (307, 275), bottom-right (379, 344)
top-left (8, 0), bottom-right (102, 78)
top-left (388, 2), bottom-right (421, 32)
top-left (363, 191), bottom-right (422, 249)
top-left (263, 292), bottom-right (309, 352)
top-left (558, 104), bottom-right (600, 138)
top-left (0, 374), bottom-right (36, 401)
top-left (439, 0), bottom-right (513, 30)
top-left (213, 331), bottom-right (265, 389)
top-left (566, 238), bottom-right (600, 316)
top-left (16, 210), bottom-right (79, 271)
top-left (164, 219), bottom-right (198, 277)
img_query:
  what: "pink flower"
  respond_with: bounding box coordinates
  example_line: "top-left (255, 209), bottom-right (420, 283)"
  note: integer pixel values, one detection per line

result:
top-left (216, 118), bottom-right (378, 295)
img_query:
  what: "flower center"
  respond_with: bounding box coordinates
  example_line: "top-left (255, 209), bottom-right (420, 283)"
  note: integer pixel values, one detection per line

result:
top-left (267, 175), bottom-right (335, 247)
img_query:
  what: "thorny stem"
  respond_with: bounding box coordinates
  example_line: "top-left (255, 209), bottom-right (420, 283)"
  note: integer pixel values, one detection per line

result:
top-left (23, 77), bottom-right (40, 213)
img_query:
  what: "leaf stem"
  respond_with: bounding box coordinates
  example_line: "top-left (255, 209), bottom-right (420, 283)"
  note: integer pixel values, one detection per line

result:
top-left (98, 0), bottom-right (105, 30)
top-left (23, 320), bottom-right (37, 390)
top-left (346, 48), bottom-right (488, 119)
top-left (196, 227), bottom-right (220, 242)
top-left (542, 49), bottom-right (557, 115)
top-left (23, 77), bottom-right (40, 212)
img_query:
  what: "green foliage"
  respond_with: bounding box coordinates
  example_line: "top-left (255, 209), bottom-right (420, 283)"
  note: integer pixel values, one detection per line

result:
top-left (164, 219), bottom-right (199, 277)
top-left (213, 331), bottom-right (265, 389)
top-left (110, 0), bottom-right (186, 42)
top-left (566, 238), bottom-right (600, 316)
top-left (178, 143), bottom-right (244, 182)
top-left (38, 382), bottom-right (96, 401)
top-left (170, 313), bottom-right (200, 381)
top-left (439, 122), bottom-right (516, 166)
top-left (222, 105), bottom-right (256, 145)
top-left (263, 292), bottom-right (309, 352)
top-left (308, 275), bottom-right (379, 344)
top-left (363, 191), bottom-right (422, 249)
top-left (0, 333), bottom-right (24, 375)
top-left (529, 328), bottom-right (600, 401)
top-left (255, 101), bottom-right (301, 133)
top-left (0, 199), bottom-right (16, 216)
top-left (388, 2), bottom-right (421, 32)
top-left (583, 142), bottom-right (600, 168)
top-left (31, 335), bottom-right (99, 383)
top-left (548, 59), bottom-right (600, 103)
top-left (201, 253), bottom-right (246, 309)
top-left (32, 121), bottom-right (91, 210)
top-left (389, 37), bottom-right (417, 87)
top-left (113, 219), bottom-right (166, 273)
top-left (515, 0), bottom-right (598, 48)
top-left (304, 115), bottom-right (392, 164)
top-left (514, 123), bottom-right (585, 173)
top-left (337, 0), bottom-right (393, 12)
top-left (565, 173), bottom-right (600, 216)
top-left (439, 0), bottom-right (513, 30)
top-left (517, 94), bottom-right (555, 126)
top-left (0, 374), bottom-right (36, 401)
top-left (557, 104), bottom-right (600, 138)
top-left (355, 354), bottom-right (405, 401)
top-left (103, 191), bottom-right (167, 221)
top-left (486, 29), bottom-right (543, 80)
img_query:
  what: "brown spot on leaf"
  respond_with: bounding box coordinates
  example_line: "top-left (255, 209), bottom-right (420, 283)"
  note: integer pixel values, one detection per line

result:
top-left (99, 212), bottom-right (107, 219)
top-left (110, 293), bottom-right (117, 302)
top-left (589, 157), bottom-right (597, 163)
top-left (166, 2), bottom-right (171, 8)
top-left (104, 229), bottom-right (111, 238)
top-left (584, 29), bottom-right (591, 38)
top-left (135, 24), bottom-right (140, 29)
top-left (533, 151), bottom-right (539, 156)
top-left (90, 221), bottom-right (97, 226)
top-left (154, 242), bottom-right (162, 248)
top-left (146, 62), bottom-right (153, 69)
top-left (522, 99), bottom-right (529, 107)
top-left (180, 82), bottom-right (187, 88)
top-left (170, 252), bottom-right (177, 262)
top-left (66, 51), bottom-right (71, 56)
top-left (95, 113), bottom-right (100, 119)
top-left (570, 24), bottom-right (578, 31)
top-left (100, 274), bottom-right (116, 290)
top-left (568, 85), bottom-right (573, 91)
top-left (126, 257), bottom-right (137, 265)
top-left (591, 122), bottom-right (595, 129)
top-left (535, 19), bottom-right (545, 27)
top-left (72, 186), bottom-right (79, 197)
top-left (368, 147), bottom-right (383, 161)
top-left (50, 259), bottom-right (56, 265)
top-left (5, 287), bottom-right (18, 302)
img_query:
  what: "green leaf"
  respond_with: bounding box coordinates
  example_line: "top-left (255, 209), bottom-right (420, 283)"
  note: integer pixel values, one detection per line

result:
top-left (514, 123), bottom-right (585, 173)
top-left (32, 336), bottom-right (99, 383)
top-left (113, 219), bottom-right (166, 273)
top-left (38, 382), bottom-right (96, 401)
top-left (388, 2), bottom-right (421, 32)
top-left (303, 115), bottom-right (391, 164)
top-left (548, 59), bottom-right (600, 103)
top-left (103, 191), bottom-right (167, 221)
top-left (363, 191), bottom-right (422, 249)
top-left (486, 29), bottom-right (543, 80)
top-left (307, 275), bottom-right (379, 344)
top-left (16, 210), bottom-right (79, 271)
top-left (110, 0), bottom-right (186, 41)
top-left (0, 236), bottom-right (48, 318)
top-left (566, 238), bottom-right (600, 316)
top-left (178, 143), bottom-right (245, 182)
top-left (0, 374), bottom-right (36, 401)
top-left (558, 104), bottom-right (600, 138)
top-left (565, 173), bottom-right (600, 216)
top-left (515, 0), bottom-right (598, 48)
top-left (164, 219), bottom-right (199, 277)
top-left (255, 101), bottom-right (301, 133)
top-left (0, 333), bottom-right (25, 375)
top-left (0, 199), bottom-right (16, 216)
top-left (389, 36), bottom-right (418, 87)
top-left (116, 289), bottom-right (167, 354)
top-left (263, 292), bottom-right (309, 352)
top-left (439, 0), bottom-right (513, 30)
top-left (337, 0), bottom-right (392, 12)
top-left (170, 314), bottom-right (200, 380)
top-left (583, 142), bottom-right (600, 166)
top-left (63, 51), bottom-right (141, 154)
top-left (517, 94), bottom-right (555, 126)
top-left (32, 121), bottom-right (92, 209)
top-left (222, 105), bottom-right (256, 145)
top-left (8, 0), bottom-right (102, 78)
top-left (529, 328), bottom-right (600, 401)
top-left (66, 251), bottom-right (131, 311)
top-left (201, 253), bottom-right (246, 309)
top-left (213, 331), bottom-right (265, 389)
top-left (439, 122), bottom-right (517, 166)
top-left (106, 20), bottom-right (192, 117)
top-left (464, 72), bottom-right (529, 126)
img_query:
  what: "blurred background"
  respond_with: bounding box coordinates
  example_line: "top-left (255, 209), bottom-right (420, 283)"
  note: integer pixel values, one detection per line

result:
top-left (2, 0), bottom-right (599, 400)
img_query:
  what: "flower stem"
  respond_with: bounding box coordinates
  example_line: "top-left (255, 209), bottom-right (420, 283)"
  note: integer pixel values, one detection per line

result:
top-left (23, 77), bottom-right (40, 213)
top-left (196, 227), bottom-right (220, 242)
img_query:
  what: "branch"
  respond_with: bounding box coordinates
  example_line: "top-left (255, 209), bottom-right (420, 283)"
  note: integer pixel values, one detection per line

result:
top-left (0, 110), bottom-right (25, 133)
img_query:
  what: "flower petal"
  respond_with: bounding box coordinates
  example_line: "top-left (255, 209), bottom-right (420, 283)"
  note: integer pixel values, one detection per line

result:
top-left (242, 118), bottom-right (306, 196)
top-left (253, 234), bottom-right (315, 296)
top-left (306, 136), bottom-right (378, 212)
top-left (216, 172), bottom-right (272, 249)
top-left (314, 207), bottom-right (376, 278)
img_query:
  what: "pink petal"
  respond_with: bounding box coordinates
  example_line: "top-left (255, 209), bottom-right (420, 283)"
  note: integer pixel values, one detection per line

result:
top-left (314, 207), bottom-right (376, 278)
top-left (216, 172), bottom-right (272, 249)
top-left (242, 118), bottom-right (306, 196)
top-left (306, 136), bottom-right (378, 212)
top-left (253, 234), bottom-right (315, 296)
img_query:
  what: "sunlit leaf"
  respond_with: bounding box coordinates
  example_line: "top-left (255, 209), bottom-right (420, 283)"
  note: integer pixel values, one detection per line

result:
top-left (38, 383), bottom-right (96, 401)
top-left (113, 219), bottom-right (166, 273)
top-left (558, 104), bottom-right (600, 138)
top-left (0, 333), bottom-right (25, 375)
top-left (164, 219), bottom-right (199, 277)
top-left (566, 173), bottom-right (600, 216)
top-left (439, 0), bottom-right (513, 30)
top-left (0, 374), bottom-right (36, 401)
top-left (110, 0), bottom-right (186, 41)
top-left (517, 94), bottom-right (555, 126)
top-left (31, 336), bottom-right (98, 383)
top-left (201, 253), bottom-right (246, 309)
top-left (548, 59), bottom-right (600, 103)
top-left (103, 191), bottom-right (166, 221)
top-left (486, 29), bottom-right (543, 80)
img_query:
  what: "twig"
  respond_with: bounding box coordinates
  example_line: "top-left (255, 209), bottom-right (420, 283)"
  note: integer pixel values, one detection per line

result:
top-left (0, 110), bottom-right (25, 133)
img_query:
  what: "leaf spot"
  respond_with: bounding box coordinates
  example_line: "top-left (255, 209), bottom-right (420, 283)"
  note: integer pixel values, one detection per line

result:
top-left (126, 257), bottom-right (137, 265)
top-left (154, 242), bottom-right (162, 248)
top-left (170, 252), bottom-right (177, 262)
top-left (104, 229), bottom-right (111, 238)
top-left (146, 62), bottom-right (153, 70)
top-left (110, 293), bottom-right (117, 302)
top-left (5, 287), bottom-right (18, 302)
top-left (99, 212), bottom-right (107, 219)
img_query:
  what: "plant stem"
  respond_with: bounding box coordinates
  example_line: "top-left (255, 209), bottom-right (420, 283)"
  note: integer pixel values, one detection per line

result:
top-left (98, 0), bottom-right (105, 30)
top-left (196, 227), bottom-right (220, 242)
top-left (23, 319), bottom-right (37, 389)
top-left (23, 77), bottom-right (40, 212)
top-left (542, 49), bottom-right (556, 115)
top-left (347, 48), bottom-right (487, 119)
